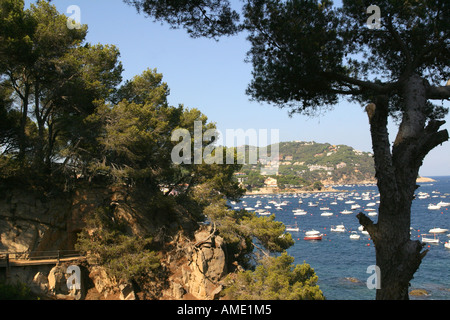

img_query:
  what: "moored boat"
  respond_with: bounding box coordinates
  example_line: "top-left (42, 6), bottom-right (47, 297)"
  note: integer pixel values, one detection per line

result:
top-left (350, 231), bottom-right (360, 240)
top-left (331, 225), bottom-right (346, 232)
top-left (437, 201), bottom-right (450, 207)
top-left (293, 209), bottom-right (307, 215)
top-left (429, 227), bottom-right (449, 234)
top-left (304, 230), bottom-right (323, 240)
top-left (286, 224), bottom-right (300, 232)
top-left (421, 234), bottom-right (440, 244)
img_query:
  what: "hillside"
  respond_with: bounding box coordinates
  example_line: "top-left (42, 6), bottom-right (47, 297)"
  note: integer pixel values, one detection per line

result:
top-left (238, 141), bottom-right (376, 190)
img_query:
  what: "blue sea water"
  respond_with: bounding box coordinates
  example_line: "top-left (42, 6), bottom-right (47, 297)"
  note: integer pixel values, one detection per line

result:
top-left (233, 176), bottom-right (450, 300)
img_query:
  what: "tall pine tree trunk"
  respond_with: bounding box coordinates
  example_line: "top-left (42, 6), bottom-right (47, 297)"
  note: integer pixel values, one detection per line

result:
top-left (357, 75), bottom-right (449, 300)
top-left (18, 82), bottom-right (30, 162)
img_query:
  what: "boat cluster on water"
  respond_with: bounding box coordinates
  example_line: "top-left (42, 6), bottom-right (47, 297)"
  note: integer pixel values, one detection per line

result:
top-left (416, 190), bottom-right (450, 249)
top-left (229, 187), bottom-right (450, 247)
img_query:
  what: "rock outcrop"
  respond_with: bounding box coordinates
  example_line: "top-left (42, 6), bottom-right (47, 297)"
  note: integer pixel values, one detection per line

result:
top-left (162, 225), bottom-right (227, 300)
top-left (0, 185), bottom-right (230, 300)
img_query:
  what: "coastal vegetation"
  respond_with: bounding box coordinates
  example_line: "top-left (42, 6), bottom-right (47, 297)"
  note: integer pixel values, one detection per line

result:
top-left (127, 0), bottom-right (450, 300)
top-left (0, 0), bottom-right (322, 300)
top-left (2, 0), bottom-right (448, 301)
top-left (239, 141), bottom-right (375, 191)
top-left (223, 252), bottom-right (324, 300)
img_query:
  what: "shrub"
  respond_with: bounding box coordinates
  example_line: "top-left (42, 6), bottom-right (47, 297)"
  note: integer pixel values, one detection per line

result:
top-left (223, 252), bottom-right (324, 300)
top-left (75, 207), bottom-right (160, 283)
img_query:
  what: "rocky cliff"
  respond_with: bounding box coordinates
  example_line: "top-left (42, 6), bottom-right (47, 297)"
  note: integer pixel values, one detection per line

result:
top-left (0, 185), bottom-right (230, 300)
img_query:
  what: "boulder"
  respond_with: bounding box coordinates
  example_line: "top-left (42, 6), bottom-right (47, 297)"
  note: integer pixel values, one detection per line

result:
top-left (32, 271), bottom-right (49, 293)
top-left (119, 282), bottom-right (136, 300)
top-left (48, 265), bottom-right (69, 294)
top-left (179, 227), bottom-right (227, 299)
top-left (410, 288), bottom-right (429, 296)
top-left (343, 277), bottom-right (363, 284)
top-left (89, 266), bottom-right (116, 298)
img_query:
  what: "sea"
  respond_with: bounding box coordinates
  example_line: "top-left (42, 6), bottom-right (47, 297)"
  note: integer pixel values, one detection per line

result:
top-left (231, 176), bottom-right (450, 300)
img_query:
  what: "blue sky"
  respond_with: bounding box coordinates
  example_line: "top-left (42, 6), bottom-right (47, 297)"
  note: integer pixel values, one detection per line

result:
top-left (26, 0), bottom-right (450, 176)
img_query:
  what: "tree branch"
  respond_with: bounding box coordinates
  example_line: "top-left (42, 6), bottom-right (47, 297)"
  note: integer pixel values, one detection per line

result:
top-left (356, 212), bottom-right (378, 241)
top-left (426, 85), bottom-right (450, 100)
top-left (416, 120), bottom-right (449, 163)
top-left (322, 72), bottom-right (396, 93)
top-left (365, 97), bottom-right (398, 199)
top-left (386, 15), bottom-right (412, 70)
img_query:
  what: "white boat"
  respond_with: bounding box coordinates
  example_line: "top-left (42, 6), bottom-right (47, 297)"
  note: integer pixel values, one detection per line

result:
top-left (368, 211), bottom-right (378, 216)
top-left (331, 225), bottom-right (346, 232)
top-left (308, 202), bottom-right (318, 207)
top-left (293, 209), bottom-right (307, 215)
top-left (366, 202), bottom-right (377, 207)
top-left (428, 204), bottom-right (441, 210)
top-left (350, 232), bottom-right (360, 240)
top-left (345, 200), bottom-right (355, 204)
top-left (320, 207), bottom-right (330, 210)
top-left (304, 230), bottom-right (323, 240)
top-left (421, 234), bottom-right (440, 244)
top-left (351, 204), bottom-right (361, 210)
top-left (445, 242), bottom-right (450, 249)
top-left (429, 227), bottom-right (449, 234)
top-left (321, 212), bottom-right (333, 216)
top-left (418, 192), bottom-right (429, 199)
top-left (340, 209), bottom-right (353, 214)
top-left (286, 224), bottom-right (300, 232)
top-left (437, 201), bottom-right (450, 207)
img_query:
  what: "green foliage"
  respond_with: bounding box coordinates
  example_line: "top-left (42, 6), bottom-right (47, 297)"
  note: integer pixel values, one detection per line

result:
top-left (0, 83), bottom-right (20, 155)
top-left (75, 207), bottom-right (160, 282)
top-left (241, 141), bottom-right (375, 188)
top-left (0, 1), bottom-right (243, 202)
top-left (313, 181), bottom-right (323, 190)
top-left (276, 174), bottom-right (309, 189)
top-left (113, 68), bottom-right (169, 105)
top-left (0, 281), bottom-right (33, 300)
top-left (0, 0), bottom-right (122, 175)
top-left (244, 0), bottom-right (449, 116)
top-left (223, 252), bottom-right (324, 300)
top-left (204, 199), bottom-right (294, 267)
top-left (245, 171), bottom-right (265, 188)
top-left (123, 0), bottom-right (241, 38)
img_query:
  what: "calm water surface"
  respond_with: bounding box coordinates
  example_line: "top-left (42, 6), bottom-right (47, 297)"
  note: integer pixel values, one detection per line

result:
top-left (233, 176), bottom-right (450, 300)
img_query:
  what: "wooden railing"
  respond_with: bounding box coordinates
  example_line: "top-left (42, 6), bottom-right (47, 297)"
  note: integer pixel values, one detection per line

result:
top-left (0, 250), bottom-right (85, 268)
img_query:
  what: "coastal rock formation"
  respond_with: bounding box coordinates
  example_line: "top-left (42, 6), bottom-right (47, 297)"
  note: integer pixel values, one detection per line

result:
top-left (161, 226), bottom-right (228, 300)
top-left (409, 288), bottom-right (430, 296)
top-left (0, 186), bottom-right (108, 253)
top-left (0, 185), bottom-right (229, 300)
